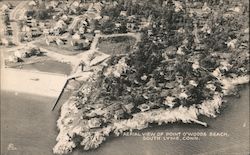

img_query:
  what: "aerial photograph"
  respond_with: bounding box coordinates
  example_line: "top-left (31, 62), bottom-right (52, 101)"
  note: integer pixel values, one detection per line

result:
top-left (0, 0), bottom-right (249, 155)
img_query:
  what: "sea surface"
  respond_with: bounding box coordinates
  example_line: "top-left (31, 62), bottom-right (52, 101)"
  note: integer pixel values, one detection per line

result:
top-left (1, 85), bottom-right (249, 155)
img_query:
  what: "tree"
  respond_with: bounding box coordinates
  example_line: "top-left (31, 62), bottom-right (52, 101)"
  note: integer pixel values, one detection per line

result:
top-left (35, 9), bottom-right (49, 20)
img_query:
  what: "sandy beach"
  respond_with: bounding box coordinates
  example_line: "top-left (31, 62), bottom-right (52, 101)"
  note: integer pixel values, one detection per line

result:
top-left (1, 68), bottom-right (67, 97)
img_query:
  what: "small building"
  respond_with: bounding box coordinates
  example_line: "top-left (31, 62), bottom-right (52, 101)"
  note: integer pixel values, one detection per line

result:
top-left (1, 38), bottom-right (9, 46)
top-left (71, 40), bottom-right (90, 50)
top-left (137, 104), bottom-right (150, 112)
top-left (7, 55), bottom-right (19, 63)
top-left (88, 118), bottom-right (102, 128)
top-left (120, 11), bottom-right (127, 16)
top-left (114, 109), bottom-right (124, 120)
top-left (55, 38), bottom-right (64, 45)
top-left (45, 37), bottom-right (54, 45)
top-left (14, 50), bottom-right (28, 58)
top-left (93, 2), bottom-right (103, 12)
top-left (72, 33), bottom-right (81, 40)
top-left (94, 30), bottom-right (101, 34)
top-left (122, 103), bottom-right (135, 114)
top-left (106, 103), bottom-right (121, 112)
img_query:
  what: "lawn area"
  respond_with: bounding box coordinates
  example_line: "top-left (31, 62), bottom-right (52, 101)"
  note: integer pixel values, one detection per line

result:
top-left (97, 36), bottom-right (136, 55)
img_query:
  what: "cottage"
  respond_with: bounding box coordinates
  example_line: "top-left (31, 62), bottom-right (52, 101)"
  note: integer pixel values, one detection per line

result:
top-left (93, 2), bottom-right (103, 12)
top-left (71, 40), bottom-right (90, 50)
top-left (47, 0), bottom-right (59, 9)
top-left (115, 23), bottom-right (122, 28)
top-left (55, 20), bottom-right (67, 29)
top-left (138, 104), bottom-right (150, 112)
top-left (1, 4), bottom-right (9, 12)
top-left (1, 38), bottom-right (9, 46)
top-left (94, 30), bottom-right (100, 34)
top-left (45, 37), bottom-right (54, 45)
top-left (72, 33), bottom-right (81, 40)
top-left (88, 118), bottom-right (102, 128)
top-left (114, 109), bottom-right (124, 119)
top-left (106, 103), bottom-right (121, 112)
top-left (120, 11), bottom-right (127, 16)
top-left (8, 55), bottom-right (19, 63)
top-left (22, 25), bottom-right (31, 32)
top-left (56, 38), bottom-right (64, 45)
top-left (28, 1), bottom-right (37, 7)
top-left (14, 50), bottom-right (28, 58)
top-left (43, 29), bottom-right (49, 35)
top-left (122, 103), bottom-right (135, 114)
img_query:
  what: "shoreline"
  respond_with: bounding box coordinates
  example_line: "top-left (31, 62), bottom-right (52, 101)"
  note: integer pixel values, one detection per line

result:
top-left (53, 74), bottom-right (249, 154)
top-left (1, 85), bottom-right (248, 155)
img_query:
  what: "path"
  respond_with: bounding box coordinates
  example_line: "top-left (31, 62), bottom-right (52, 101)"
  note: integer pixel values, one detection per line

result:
top-left (9, 1), bottom-right (29, 45)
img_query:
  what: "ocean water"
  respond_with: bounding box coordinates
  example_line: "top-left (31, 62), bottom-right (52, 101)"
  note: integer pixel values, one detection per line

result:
top-left (1, 85), bottom-right (249, 155)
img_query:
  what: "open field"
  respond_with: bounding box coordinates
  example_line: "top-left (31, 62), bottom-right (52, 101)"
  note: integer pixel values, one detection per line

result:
top-left (97, 36), bottom-right (136, 55)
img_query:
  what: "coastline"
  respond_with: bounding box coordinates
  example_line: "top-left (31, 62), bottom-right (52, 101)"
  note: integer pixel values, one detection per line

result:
top-left (53, 75), bottom-right (249, 154)
top-left (1, 85), bottom-right (248, 155)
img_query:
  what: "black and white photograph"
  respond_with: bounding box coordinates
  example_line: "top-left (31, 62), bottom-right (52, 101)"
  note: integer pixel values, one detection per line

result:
top-left (0, 0), bottom-right (249, 155)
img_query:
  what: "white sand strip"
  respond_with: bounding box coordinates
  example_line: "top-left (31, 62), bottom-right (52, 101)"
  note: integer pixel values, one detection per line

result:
top-left (1, 68), bottom-right (67, 97)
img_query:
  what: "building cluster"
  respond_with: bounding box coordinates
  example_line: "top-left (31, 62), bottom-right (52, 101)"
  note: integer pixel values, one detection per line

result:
top-left (8, 47), bottom-right (42, 63)
top-left (19, 0), bottom-right (106, 51)
top-left (0, 3), bottom-right (13, 46)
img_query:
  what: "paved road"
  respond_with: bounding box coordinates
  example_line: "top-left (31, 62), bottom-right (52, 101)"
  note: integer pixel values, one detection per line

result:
top-left (9, 1), bottom-right (29, 45)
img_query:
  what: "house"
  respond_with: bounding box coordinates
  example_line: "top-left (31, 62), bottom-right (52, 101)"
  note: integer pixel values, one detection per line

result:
top-left (1, 38), bottom-right (9, 46)
top-left (93, 12), bottom-right (101, 19)
top-left (45, 37), bottom-right (54, 45)
top-left (72, 33), bottom-right (81, 40)
top-left (137, 104), bottom-right (150, 112)
top-left (70, 1), bottom-right (80, 13)
top-left (28, 1), bottom-right (37, 6)
top-left (8, 55), bottom-right (19, 63)
top-left (94, 30), bottom-right (101, 34)
top-left (120, 11), bottom-right (127, 16)
top-left (84, 33), bottom-right (94, 41)
top-left (61, 14), bottom-right (69, 22)
top-left (1, 4), bottom-right (9, 12)
top-left (71, 40), bottom-right (90, 50)
top-left (115, 23), bottom-right (122, 28)
top-left (93, 2), bottom-right (103, 12)
top-left (30, 27), bottom-right (41, 37)
top-left (22, 25), bottom-right (31, 32)
top-left (114, 109), bottom-right (124, 119)
top-left (43, 29), bottom-right (49, 35)
top-left (122, 103), bottom-right (135, 114)
top-left (46, 0), bottom-right (59, 9)
top-left (14, 50), bottom-right (28, 58)
top-left (88, 118), bottom-right (102, 128)
top-left (56, 38), bottom-right (64, 45)
top-left (106, 103), bottom-right (121, 112)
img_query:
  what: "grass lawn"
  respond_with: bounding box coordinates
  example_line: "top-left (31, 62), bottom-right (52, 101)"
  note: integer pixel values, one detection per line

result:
top-left (97, 36), bottom-right (136, 55)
